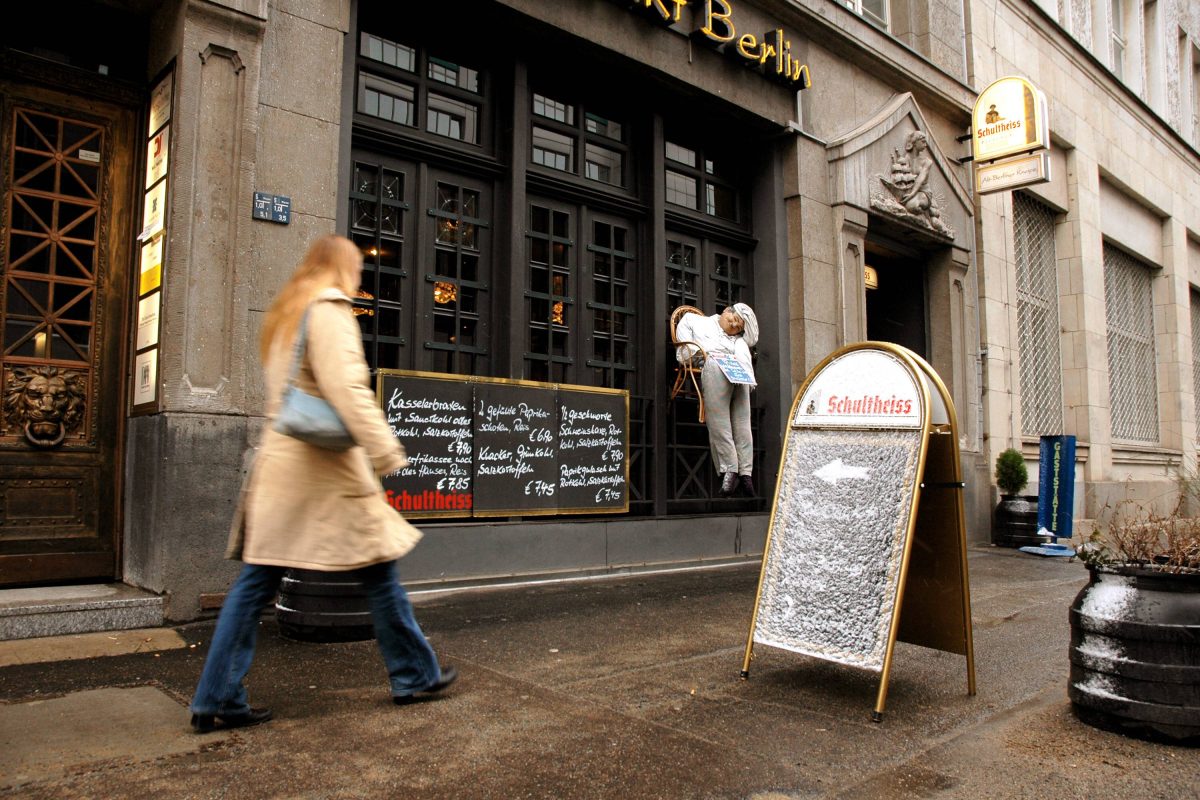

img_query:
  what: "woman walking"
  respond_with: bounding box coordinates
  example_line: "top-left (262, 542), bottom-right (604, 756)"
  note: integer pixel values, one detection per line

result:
top-left (189, 234), bottom-right (455, 733)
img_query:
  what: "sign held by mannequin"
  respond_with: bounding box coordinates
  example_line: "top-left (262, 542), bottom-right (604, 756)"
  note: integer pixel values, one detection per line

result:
top-left (740, 342), bottom-right (976, 722)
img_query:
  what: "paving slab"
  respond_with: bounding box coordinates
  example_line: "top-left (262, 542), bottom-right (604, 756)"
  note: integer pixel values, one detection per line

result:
top-left (0, 686), bottom-right (231, 790)
top-left (0, 627), bottom-right (187, 667)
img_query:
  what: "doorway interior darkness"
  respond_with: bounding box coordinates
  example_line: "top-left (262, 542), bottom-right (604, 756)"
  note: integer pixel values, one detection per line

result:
top-left (865, 239), bottom-right (928, 359)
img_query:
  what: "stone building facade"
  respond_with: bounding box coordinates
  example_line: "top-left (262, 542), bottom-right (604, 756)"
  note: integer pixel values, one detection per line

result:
top-left (4, 0), bottom-right (1192, 622)
top-left (971, 0), bottom-right (1200, 523)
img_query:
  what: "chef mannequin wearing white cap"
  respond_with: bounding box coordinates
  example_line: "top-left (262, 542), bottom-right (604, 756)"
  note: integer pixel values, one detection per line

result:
top-left (674, 303), bottom-right (759, 497)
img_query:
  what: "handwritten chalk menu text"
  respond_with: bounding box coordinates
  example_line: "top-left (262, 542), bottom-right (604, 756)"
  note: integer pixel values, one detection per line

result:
top-left (377, 371), bottom-right (628, 518)
top-left (381, 376), bottom-right (474, 516)
top-left (472, 381), bottom-right (558, 514)
top-left (557, 387), bottom-right (626, 510)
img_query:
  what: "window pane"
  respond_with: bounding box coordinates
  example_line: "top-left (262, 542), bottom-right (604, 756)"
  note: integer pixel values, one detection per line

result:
top-left (862, 0), bottom-right (887, 25)
top-left (532, 127), bottom-right (574, 172)
top-left (533, 93), bottom-right (574, 124)
top-left (706, 183), bottom-right (737, 220)
top-left (358, 72), bottom-right (414, 126)
top-left (665, 170), bottom-right (697, 209)
top-left (1013, 192), bottom-right (1063, 436)
top-left (585, 144), bottom-right (623, 187)
top-left (360, 33), bottom-right (415, 71)
top-left (428, 56), bottom-right (480, 93)
top-left (427, 93), bottom-right (478, 143)
top-left (665, 141), bottom-right (697, 167)
top-left (585, 112), bottom-right (622, 140)
top-left (1104, 245), bottom-right (1158, 442)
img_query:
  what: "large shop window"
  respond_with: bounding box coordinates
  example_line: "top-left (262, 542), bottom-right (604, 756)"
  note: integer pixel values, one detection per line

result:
top-left (356, 31), bottom-right (483, 146)
top-left (1103, 244), bottom-right (1159, 443)
top-left (349, 155), bottom-right (492, 375)
top-left (429, 180), bottom-right (490, 374)
top-left (523, 199), bottom-right (637, 389)
top-left (1013, 192), bottom-right (1063, 436)
top-left (530, 91), bottom-right (627, 189)
top-left (350, 159), bottom-right (412, 371)
top-left (664, 234), bottom-right (750, 318)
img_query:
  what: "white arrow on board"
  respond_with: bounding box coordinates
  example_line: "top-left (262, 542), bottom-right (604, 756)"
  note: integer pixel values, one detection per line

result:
top-left (813, 458), bottom-right (871, 485)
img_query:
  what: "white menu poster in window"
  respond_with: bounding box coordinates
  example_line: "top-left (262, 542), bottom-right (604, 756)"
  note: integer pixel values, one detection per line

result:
top-left (133, 349), bottom-right (158, 406)
top-left (146, 125), bottom-right (169, 188)
top-left (140, 179), bottom-right (166, 241)
top-left (136, 291), bottom-right (161, 350)
top-left (149, 74), bottom-right (172, 135)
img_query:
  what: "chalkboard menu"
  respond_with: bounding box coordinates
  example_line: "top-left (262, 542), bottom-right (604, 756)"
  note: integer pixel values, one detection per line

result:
top-left (377, 370), bottom-right (628, 518)
top-left (557, 386), bottom-right (627, 512)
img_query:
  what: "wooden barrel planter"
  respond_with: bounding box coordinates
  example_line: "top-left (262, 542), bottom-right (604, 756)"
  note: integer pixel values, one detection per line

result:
top-left (1068, 565), bottom-right (1200, 744)
top-left (992, 495), bottom-right (1047, 548)
top-left (276, 569), bottom-right (375, 643)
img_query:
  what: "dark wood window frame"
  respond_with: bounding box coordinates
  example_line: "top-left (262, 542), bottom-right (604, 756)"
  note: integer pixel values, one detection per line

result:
top-left (353, 29), bottom-right (491, 151)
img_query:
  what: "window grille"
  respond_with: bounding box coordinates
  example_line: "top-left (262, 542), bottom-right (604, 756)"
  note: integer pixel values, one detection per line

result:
top-left (1191, 289), bottom-right (1200, 441)
top-left (356, 30), bottom-right (483, 146)
top-left (1103, 244), bottom-right (1158, 442)
top-left (663, 139), bottom-right (741, 223)
top-left (529, 92), bottom-right (626, 188)
top-left (711, 250), bottom-right (748, 313)
top-left (349, 160), bottom-right (410, 371)
top-left (427, 181), bottom-right (489, 374)
top-left (525, 203), bottom-right (574, 383)
top-left (665, 238), bottom-right (699, 314)
top-left (1013, 193), bottom-right (1062, 436)
top-left (587, 220), bottom-right (635, 390)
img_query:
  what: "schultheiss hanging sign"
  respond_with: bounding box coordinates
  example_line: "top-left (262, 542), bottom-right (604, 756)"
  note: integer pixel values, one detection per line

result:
top-left (971, 76), bottom-right (1049, 162)
top-left (615, 0), bottom-right (812, 88)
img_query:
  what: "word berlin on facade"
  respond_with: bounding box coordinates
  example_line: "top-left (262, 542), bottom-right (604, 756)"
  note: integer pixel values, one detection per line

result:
top-left (618, 0), bottom-right (813, 87)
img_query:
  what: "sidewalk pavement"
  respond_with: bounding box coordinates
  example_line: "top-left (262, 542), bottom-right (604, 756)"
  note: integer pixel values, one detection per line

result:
top-left (0, 547), bottom-right (1196, 799)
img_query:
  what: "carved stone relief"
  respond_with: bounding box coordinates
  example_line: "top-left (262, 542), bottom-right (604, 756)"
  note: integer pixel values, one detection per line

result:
top-left (3, 366), bottom-right (88, 448)
top-left (870, 130), bottom-right (956, 239)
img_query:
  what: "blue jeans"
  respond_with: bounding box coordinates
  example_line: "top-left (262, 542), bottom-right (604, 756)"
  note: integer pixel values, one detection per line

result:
top-left (190, 561), bottom-right (441, 715)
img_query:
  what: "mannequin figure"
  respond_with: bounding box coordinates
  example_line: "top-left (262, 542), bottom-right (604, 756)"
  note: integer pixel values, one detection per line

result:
top-left (675, 303), bottom-right (759, 497)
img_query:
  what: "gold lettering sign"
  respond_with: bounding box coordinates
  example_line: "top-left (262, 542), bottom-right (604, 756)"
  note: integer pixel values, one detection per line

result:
top-left (698, 0), bottom-right (811, 87)
top-left (615, 0), bottom-right (812, 88)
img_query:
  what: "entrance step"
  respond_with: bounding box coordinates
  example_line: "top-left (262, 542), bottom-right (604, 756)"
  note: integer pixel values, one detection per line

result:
top-left (0, 584), bottom-right (164, 641)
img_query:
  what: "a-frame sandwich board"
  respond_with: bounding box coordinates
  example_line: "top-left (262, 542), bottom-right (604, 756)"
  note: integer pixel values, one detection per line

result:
top-left (740, 342), bottom-right (975, 721)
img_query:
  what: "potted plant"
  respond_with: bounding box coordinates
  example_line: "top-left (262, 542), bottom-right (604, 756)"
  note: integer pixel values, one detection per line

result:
top-left (992, 447), bottom-right (1044, 547)
top-left (1069, 491), bottom-right (1200, 744)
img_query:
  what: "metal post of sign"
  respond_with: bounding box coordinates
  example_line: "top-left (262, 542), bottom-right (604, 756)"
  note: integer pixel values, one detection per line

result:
top-left (741, 342), bottom-right (976, 723)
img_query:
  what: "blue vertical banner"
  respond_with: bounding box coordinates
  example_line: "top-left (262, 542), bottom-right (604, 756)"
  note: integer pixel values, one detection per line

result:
top-left (1037, 435), bottom-right (1076, 541)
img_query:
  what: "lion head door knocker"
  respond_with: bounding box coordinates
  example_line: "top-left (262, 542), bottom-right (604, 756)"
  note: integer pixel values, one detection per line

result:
top-left (870, 129), bottom-right (956, 239)
top-left (3, 366), bottom-right (87, 448)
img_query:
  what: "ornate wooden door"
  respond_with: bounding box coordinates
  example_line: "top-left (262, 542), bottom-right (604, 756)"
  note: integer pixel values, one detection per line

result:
top-left (0, 77), bottom-right (136, 586)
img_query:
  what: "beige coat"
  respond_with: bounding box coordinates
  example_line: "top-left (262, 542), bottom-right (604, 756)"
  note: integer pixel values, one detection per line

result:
top-left (227, 289), bottom-right (421, 570)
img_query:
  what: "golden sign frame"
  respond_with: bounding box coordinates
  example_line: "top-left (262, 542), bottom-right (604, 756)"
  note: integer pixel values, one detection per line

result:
top-left (376, 369), bottom-right (630, 518)
top-left (740, 342), bottom-right (976, 722)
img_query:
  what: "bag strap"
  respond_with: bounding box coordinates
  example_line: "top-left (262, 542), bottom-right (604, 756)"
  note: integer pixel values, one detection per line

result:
top-left (284, 306), bottom-right (312, 389)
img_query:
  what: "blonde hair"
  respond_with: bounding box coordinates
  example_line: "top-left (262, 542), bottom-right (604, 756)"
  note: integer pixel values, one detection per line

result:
top-left (260, 235), bottom-right (362, 364)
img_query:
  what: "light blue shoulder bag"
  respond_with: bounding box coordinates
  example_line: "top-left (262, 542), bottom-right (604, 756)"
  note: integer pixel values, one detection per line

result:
top-left (271, 306), bottom-right (355, 450)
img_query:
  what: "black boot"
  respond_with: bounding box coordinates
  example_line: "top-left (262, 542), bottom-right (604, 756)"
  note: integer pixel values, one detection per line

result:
top-left (718, 472), bottom-right (737, 497)
top-left (739, 474), bottom-right (755, 497)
